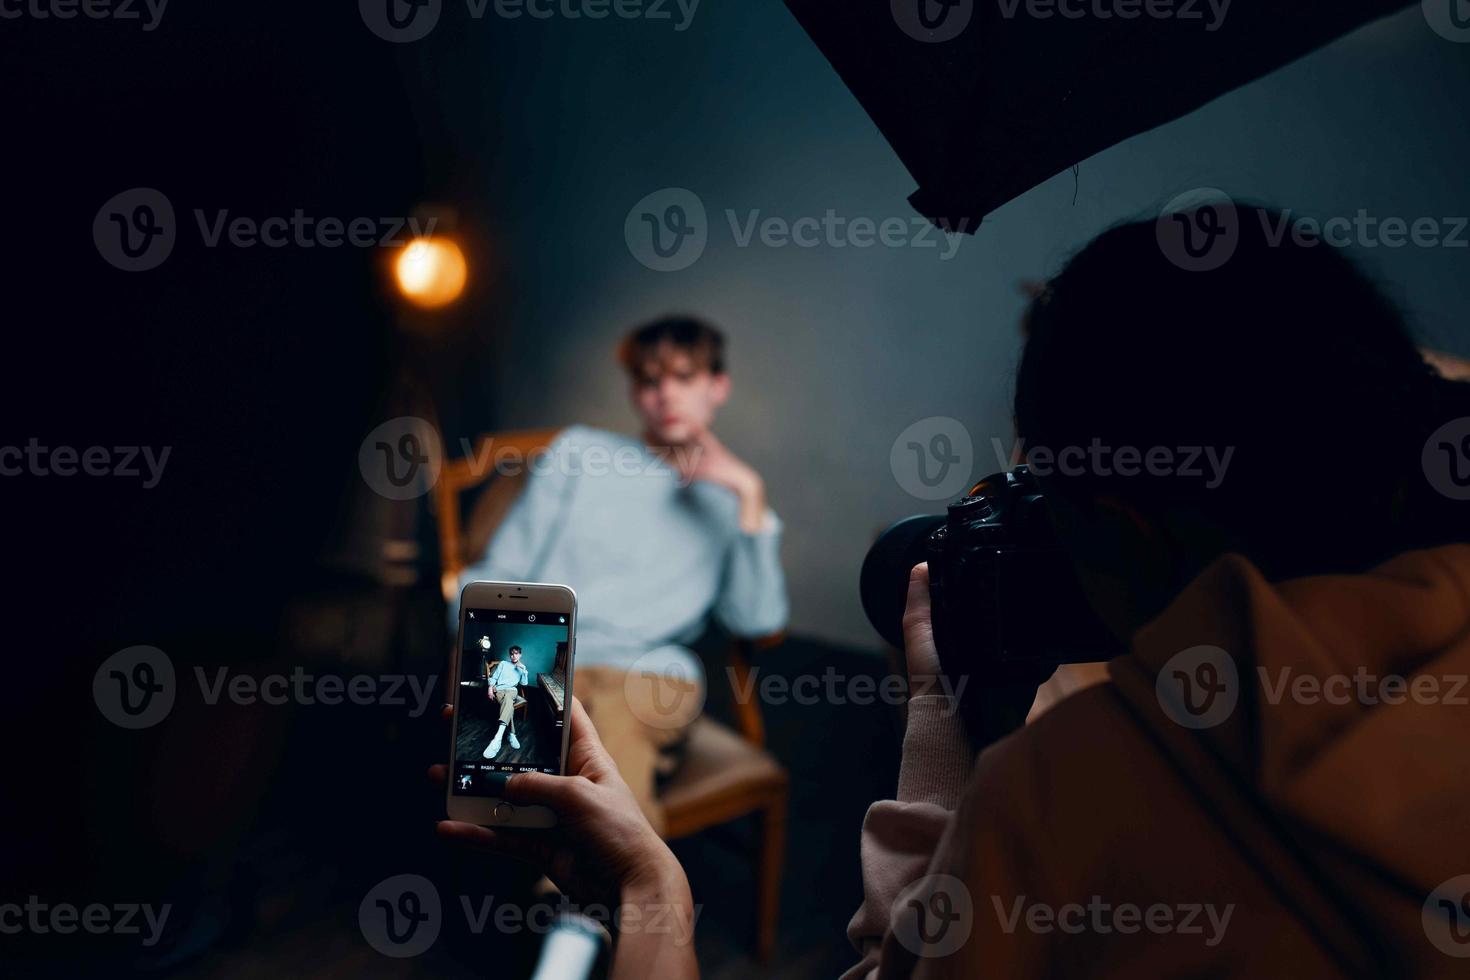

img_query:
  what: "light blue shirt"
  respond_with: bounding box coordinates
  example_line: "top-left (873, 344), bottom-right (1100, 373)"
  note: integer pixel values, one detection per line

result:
top-left (487, 659), bottom-right (528, 690)
top-left (456, 426), bottom-right (789, 685)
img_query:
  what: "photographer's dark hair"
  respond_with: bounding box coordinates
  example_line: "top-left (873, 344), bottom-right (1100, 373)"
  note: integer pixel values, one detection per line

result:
top-left (1015, 203), bottom-right (1467, 581)
top-left (509, 645), bottom-right (522, 656)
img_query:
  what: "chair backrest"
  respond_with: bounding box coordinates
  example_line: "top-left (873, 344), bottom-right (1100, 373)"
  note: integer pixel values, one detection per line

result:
top-left (434, 428), bottom-right (561, 600)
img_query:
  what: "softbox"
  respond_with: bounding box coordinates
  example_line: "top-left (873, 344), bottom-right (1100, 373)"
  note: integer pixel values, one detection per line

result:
top-left (783, 0), bottom-right (1414, 228)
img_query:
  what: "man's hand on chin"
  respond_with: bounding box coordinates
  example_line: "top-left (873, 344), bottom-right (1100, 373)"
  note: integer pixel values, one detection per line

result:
top-left (681, 430), bottom-right (769, 533)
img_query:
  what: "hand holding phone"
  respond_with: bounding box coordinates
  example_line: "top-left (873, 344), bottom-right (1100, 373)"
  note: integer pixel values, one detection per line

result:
top-left (447, 581), bottom-right (576, 828)
top-left (438, 697), bottom-right (694, 943)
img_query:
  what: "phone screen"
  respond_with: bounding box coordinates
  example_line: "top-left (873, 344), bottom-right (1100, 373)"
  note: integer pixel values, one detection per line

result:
top-left (451, 606), bottom-right (571, 796)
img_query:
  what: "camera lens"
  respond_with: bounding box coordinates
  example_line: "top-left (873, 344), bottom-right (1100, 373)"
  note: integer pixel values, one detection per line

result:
top-left (859, 514), bottom-right (946, 650)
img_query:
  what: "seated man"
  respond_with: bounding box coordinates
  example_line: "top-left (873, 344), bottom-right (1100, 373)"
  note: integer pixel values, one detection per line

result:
top-left (456, 315), bottom-right (788, 831)
top-left (481, 643), bottom-right (528, 759)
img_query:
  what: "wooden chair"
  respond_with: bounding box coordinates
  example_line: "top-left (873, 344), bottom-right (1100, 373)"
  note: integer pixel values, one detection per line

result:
top-left (434, 428), bottom-right (790, 961)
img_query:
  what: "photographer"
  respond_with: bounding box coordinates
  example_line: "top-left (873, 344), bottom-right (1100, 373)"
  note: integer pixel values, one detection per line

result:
top-left (843, 206), bottom-right (1470, 978)
top-left (438, 207), bottom-right (1469, 978)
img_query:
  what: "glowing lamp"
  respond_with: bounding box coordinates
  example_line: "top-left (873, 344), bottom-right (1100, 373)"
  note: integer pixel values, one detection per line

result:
top-left (394, 237), bottom-right (467, 309)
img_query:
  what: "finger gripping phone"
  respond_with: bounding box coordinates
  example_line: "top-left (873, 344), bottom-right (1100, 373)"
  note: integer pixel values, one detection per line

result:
top-left (447, 581), bottom-right (576, 828)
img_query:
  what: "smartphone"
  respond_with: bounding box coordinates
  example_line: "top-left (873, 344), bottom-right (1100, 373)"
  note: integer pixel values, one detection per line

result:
top-left (447, 581), bottom-right (576, 828)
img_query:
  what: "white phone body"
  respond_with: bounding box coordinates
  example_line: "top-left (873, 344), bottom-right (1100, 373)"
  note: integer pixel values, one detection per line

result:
top-left (447, 580), bottom-right (576, 828)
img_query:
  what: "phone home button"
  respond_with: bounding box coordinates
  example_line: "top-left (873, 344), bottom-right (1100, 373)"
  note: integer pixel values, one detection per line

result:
top-left (493, 802), bottom-right (515, 821)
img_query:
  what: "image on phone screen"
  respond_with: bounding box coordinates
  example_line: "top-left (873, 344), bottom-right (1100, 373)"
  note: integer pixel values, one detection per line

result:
top-left (452, 606), bottom-right (571, 796)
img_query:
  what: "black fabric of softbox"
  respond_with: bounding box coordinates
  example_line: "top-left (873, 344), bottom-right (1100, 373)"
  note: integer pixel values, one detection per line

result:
top-left (783, 0), bottom-right (1413, 228)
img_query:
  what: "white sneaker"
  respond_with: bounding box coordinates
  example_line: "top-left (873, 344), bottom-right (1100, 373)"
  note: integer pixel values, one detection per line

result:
top-left (507, 731), bottom-right (520, 750)
top-left (482, 730), bottom-right (504, 759)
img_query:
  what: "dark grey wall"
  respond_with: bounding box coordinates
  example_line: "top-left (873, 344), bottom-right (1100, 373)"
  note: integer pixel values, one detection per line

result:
top-left (431, 5), bottom-right (1470, 650)
top-left (463, 620), bottom-right (565, 679)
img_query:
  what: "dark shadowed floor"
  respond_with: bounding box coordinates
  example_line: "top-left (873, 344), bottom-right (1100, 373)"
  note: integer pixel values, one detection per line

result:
top-left (454, 682), bottom-right (560, 769)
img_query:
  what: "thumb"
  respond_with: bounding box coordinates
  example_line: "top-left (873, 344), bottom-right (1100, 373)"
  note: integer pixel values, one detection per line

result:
top-left (501, 770), bottom-right (591, 814)
top-left (902, 563), bottom-right (944, 684)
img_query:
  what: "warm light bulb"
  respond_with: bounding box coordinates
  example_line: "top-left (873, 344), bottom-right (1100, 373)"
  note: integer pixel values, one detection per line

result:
top-left (394, 237), bottom-right (467, 309)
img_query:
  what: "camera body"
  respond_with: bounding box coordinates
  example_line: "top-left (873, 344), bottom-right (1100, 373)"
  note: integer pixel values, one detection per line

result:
top-left (926, 467), bottom-right (1121, 680)
top-left (861, 467), bottom-right (1122, 741)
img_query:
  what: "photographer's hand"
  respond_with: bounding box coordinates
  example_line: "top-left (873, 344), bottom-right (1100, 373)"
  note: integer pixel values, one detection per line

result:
top-left (902, 563), bottom-right (947, 699)
top-left (896, 562), bottom-right (973, 800)
top-left (840, 563), bottom-right (976, 980)
top-left (432, 698), bottom-right (698, 980)
top-left (909, 561), bottom-right (1050, 747)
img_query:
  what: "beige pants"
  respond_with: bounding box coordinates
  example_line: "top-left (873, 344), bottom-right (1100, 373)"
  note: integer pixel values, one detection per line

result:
top-left (491, 686), bottom-right (518, 728)
top-left (575, 665), bottom-right (702, 837)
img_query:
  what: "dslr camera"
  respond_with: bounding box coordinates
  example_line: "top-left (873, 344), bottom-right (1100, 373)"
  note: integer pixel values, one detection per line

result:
top-left (860, 466), bottom-right (1122, 744)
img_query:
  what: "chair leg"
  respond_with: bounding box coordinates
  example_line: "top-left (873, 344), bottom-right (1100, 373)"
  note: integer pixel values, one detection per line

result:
top-left (755, 787), bottom-right (787, 962)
